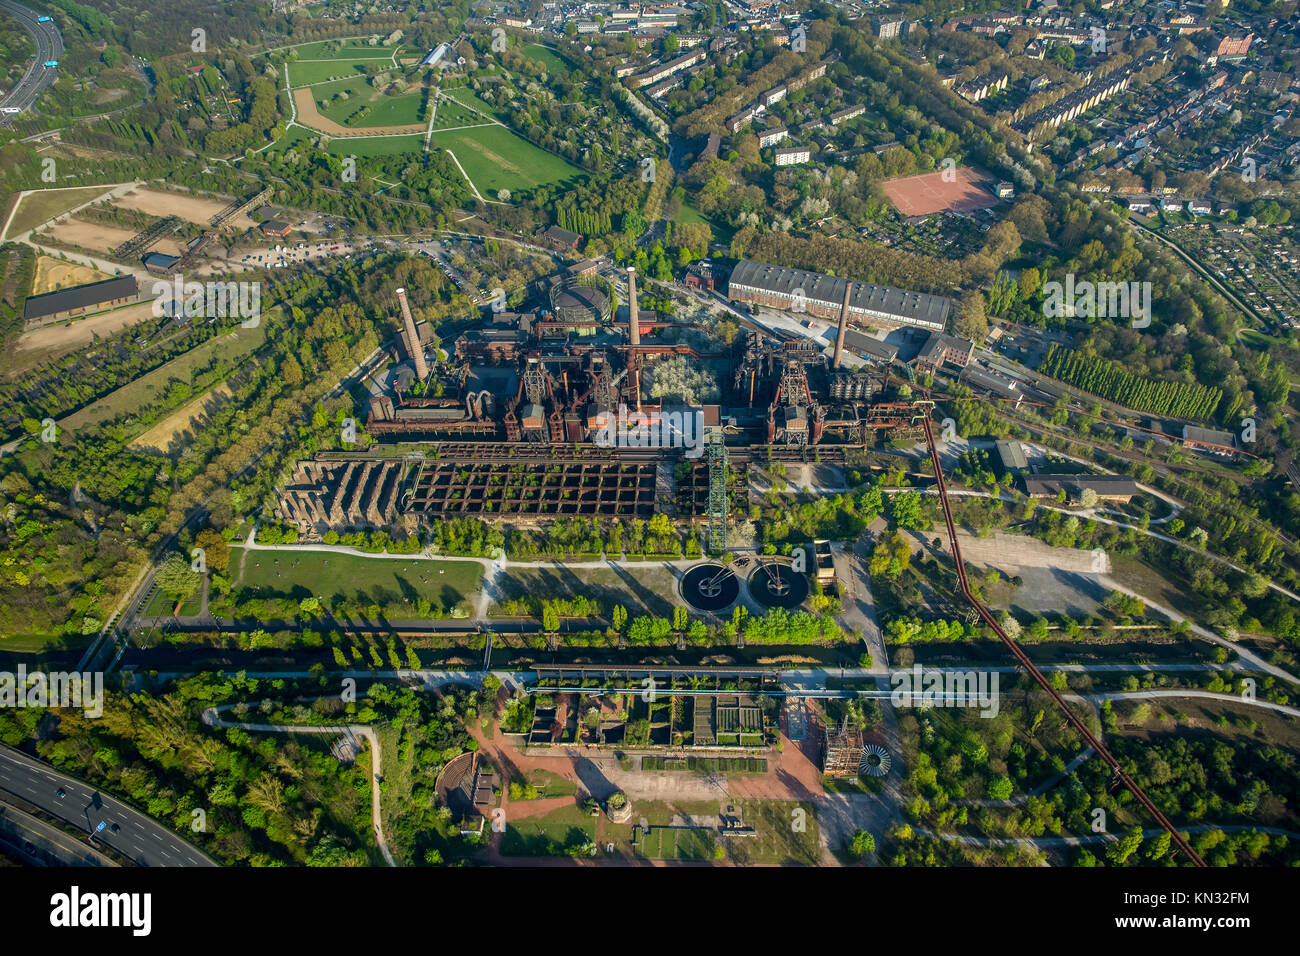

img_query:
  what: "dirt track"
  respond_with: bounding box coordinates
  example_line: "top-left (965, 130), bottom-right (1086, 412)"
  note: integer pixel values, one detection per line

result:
top-left (14, 300), bottom-right (156, 357)
top-left (292, 87), bottom-right (425, 137)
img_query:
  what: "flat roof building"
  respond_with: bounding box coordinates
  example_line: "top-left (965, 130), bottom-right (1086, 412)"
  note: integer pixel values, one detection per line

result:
top-left (995, 440), bottom-right (1029, 472)
top-left (727, 259), bottom-right (950, 332)
top-left (1022, 473), bottom-right (1139, 503)
top-left (23, 275), bottom-right (139, 324)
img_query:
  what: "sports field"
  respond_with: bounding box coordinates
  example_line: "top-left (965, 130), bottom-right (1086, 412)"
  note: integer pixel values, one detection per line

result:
top-left (882, 166), bottom-right (1001, 217)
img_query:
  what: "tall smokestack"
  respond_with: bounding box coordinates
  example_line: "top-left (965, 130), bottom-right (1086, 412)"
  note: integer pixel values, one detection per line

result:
top-left (395, 287), bottom-right (428, 381)
top-left (626, 266), bottom-right (640, 411)
top-left (833, 279), bottom-right (853, 369)
top-left (626, 266), bottom-right (640, 347)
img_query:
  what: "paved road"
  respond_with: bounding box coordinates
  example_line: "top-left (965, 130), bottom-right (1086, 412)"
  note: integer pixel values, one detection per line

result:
top-left (0, 799), bottom-right (116, 866)
top-left (0, 746), bottom-right (216, 866)
top-left (0, 0), bottom-right (63, 125)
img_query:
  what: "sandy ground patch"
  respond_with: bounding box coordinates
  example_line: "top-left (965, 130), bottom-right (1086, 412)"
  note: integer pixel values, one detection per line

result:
top-left (130, 383), bottom-right (232, 454)
top-left (43, 218), bottom-right (185, 258)
top-left (114, 188), bottom-right (255, 231)
top-left (292, 87), bottom-right (425, 137)
top-left (32, 255), bottom-right (111, 294)
top-left (13, 300), bottom-right (157, 358)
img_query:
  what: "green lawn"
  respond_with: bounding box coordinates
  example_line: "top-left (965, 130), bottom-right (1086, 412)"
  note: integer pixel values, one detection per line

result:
top-left (639, 826), bottom-right (716, 860)
top-left (323, 134), bottom-right (428, 157)
top-left (233, 548), bottom-right (484, 617)
top-left (289, 60), bottom-right (387, 88)
top-left (431, 95), bottom-right (483, 130)
top-left (287, 40), bottom-right (399, 60)
top-left (1239, 328), bottom-right (1281, 349)
top-left (6, 186), bottom-right (115, 238)
top-left (499, 803), bottom-right (594, 856)
top-left (522, 44), bottom-right (568, 73)
top-left (430, 124), bottom-right (582, 195)
top-left (442, 86), bottom-right (511, 122)
top-left (526, 768), bottom-right (579, 798)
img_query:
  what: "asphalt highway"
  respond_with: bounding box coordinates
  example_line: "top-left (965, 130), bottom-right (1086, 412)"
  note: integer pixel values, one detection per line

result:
top-left (0, 0), bottom-right (64, 125)
top-left (0, 746), bottom-right (216, 866)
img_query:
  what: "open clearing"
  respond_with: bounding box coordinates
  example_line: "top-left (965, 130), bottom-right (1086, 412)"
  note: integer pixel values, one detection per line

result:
top-left (521, 44), bottom-right (568, 73)
top-left (309, 75), bottom-right (428, 129)
top-left (43, 218), bottom-right (185, 258)
top-left (12, 300), bottom-right (158, 364)
top-left (32, 255), bottom-right (111, 294)
top-left (130, 382), bottom-right (233, 454)
top-left (114, 188), bottom-right (255, 231)
top-left (233, 548), bottom-right (485, 617)
top-left (429, 124), bottom-right (581, 194)
top-left (292, 87), bottom-right (425, 136)
top-left (3, 185), bottom-right (118, 238)
top-left (489, 564), bottom-right (679, 618)
top-left (60, 321), bottom-right (269, 433)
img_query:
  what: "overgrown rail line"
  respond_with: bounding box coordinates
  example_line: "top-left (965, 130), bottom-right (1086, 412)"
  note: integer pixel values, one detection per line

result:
top-left (920, 412), bottom-right (1207, 866)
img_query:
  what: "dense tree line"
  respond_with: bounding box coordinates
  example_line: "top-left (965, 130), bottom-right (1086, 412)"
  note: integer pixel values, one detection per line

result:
top-left (1041, 344), bottom-right (1223, 420)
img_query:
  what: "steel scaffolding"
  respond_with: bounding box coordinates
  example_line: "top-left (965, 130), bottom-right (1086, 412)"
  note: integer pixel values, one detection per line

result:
top-left (707, 434), bottom-right (727, 554)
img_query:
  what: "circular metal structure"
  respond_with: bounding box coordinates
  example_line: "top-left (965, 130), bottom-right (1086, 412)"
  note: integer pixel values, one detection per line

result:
top-left (747, 562), bottom-right (809, 609)
top-left (548, 275), bottom-right (613, 324)
top-left (860, 744), bottom-right (892, 778)
top-left (681, 563), bottom-right (739, 612)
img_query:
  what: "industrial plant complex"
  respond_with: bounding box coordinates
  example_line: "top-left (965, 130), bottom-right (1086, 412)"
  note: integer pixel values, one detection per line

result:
top-left (273, 258), bottom-right (958, 554)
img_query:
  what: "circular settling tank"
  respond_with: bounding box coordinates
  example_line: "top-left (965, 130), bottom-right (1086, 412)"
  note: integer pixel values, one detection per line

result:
top-left (681, 563), bottom-right (740, 612)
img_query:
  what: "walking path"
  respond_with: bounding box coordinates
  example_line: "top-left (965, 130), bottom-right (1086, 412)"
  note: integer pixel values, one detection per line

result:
top-left (201, 708), bottom-right (396, 866)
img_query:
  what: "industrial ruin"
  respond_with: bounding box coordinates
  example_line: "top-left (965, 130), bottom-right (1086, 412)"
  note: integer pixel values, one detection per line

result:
top-left (276, 258), bottom-right (953, 543)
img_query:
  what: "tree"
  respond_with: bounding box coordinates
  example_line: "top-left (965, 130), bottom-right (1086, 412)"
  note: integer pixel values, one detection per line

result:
top-left (1105, 827), bottom-right (1144, 865)
top-left (987, 775), bottom-right (1014, 800)
top-left (156, 552), bottom-right (201, 599)
top-left (612, 604), bottom-right (628, 631)
top-left (1079, 487), bottom-right (1099, 509)
top-left (542, 602), bottom-right (560, 632)
top-left (673, 606), bottom-right (688, 631)
top-left (194, 529), bottom-right (230, 573)
top-left (956, 290), bottom-right (988, 341)
top-left (849, 830), bottom-right (876, 858)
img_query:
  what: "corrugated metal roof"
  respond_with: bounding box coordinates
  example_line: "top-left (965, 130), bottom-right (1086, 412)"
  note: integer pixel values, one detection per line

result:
top-left (24, 275), bottom-right (138, 321)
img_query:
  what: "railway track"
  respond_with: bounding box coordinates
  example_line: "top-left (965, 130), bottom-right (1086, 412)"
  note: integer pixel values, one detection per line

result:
top-left (920, 412), bottom-right (1207, 867)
